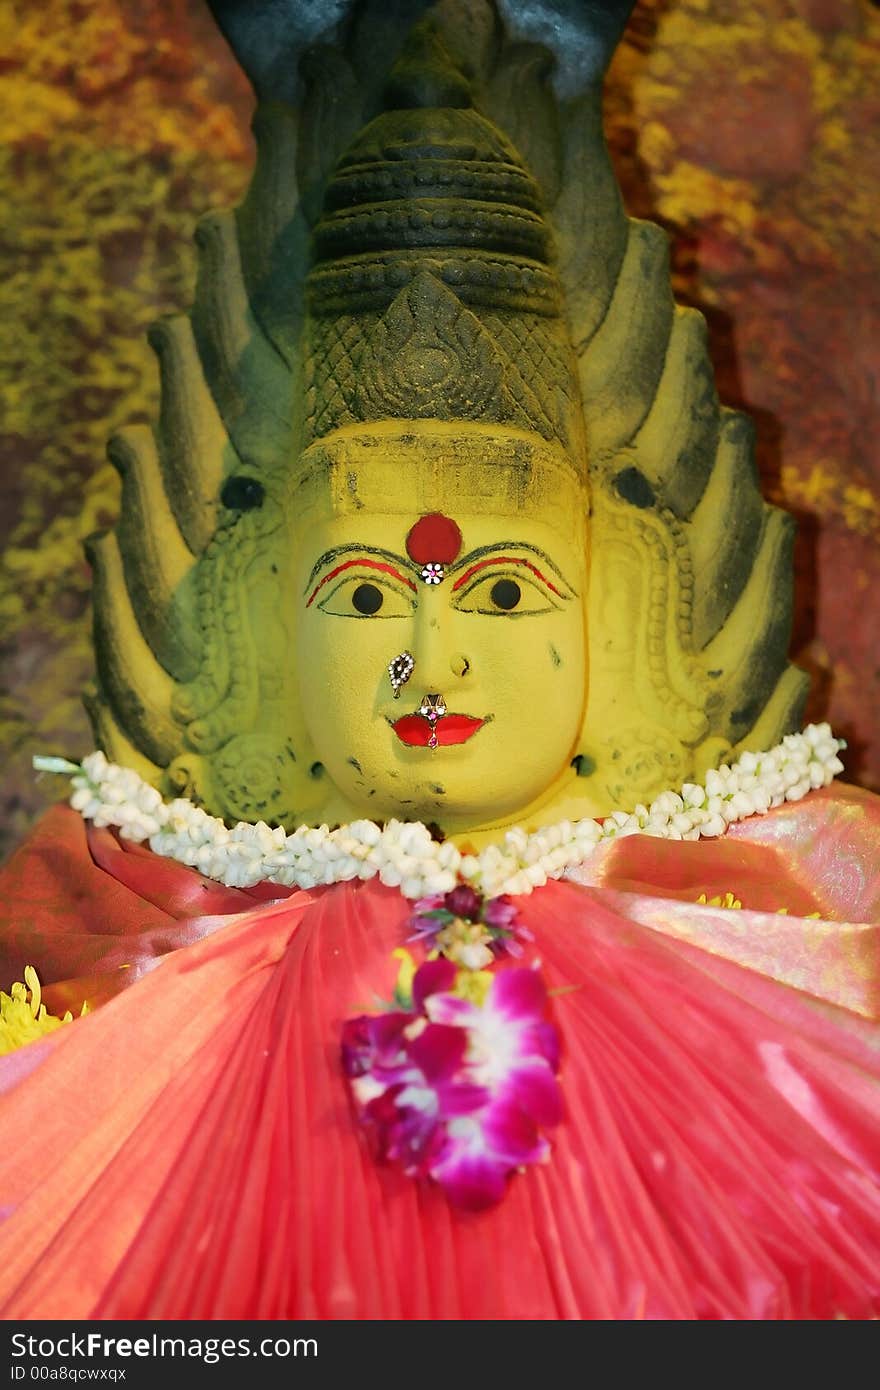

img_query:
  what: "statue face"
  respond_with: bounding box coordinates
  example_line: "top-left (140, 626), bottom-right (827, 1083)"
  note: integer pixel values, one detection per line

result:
top-left (293, 429), bottom-right (588, 832)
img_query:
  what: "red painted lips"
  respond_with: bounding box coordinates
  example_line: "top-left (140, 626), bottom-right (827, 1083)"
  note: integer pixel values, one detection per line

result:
top-left (392, 714), bottom-right (485, 747)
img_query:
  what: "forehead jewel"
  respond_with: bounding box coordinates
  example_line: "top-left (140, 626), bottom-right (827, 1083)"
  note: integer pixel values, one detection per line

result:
top-left (406, 513), bottom-right (463, 565)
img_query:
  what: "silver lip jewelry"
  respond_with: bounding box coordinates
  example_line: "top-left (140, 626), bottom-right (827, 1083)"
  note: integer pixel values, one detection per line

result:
top-left (388, 651), bottom-right (415, 698)
top-left (419, 692), bottom-right (447, 750)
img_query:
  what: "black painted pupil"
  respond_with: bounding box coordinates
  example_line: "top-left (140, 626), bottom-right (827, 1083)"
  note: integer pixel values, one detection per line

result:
top-left (491, 579), bottom-right (521, 611)
top-left (220, 475), bottom-right (265, 511)
top-left (352, 582), bottom-right (383, 615)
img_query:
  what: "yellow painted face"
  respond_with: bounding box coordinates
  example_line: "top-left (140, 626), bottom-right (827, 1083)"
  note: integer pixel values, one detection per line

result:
top-left (291, 423), bottom-right (589, 834)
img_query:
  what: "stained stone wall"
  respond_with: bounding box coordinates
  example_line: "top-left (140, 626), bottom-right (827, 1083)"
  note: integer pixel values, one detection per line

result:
top-left (1, 0), bottom-right (878, 859)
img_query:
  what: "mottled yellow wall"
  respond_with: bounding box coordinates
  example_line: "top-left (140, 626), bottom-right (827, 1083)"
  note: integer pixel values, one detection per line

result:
top-left (0, 0), bottom-right (254, 854)
top-left (605, 0), bottom-right (880, 802)
top-left (1, 0), bottom-right (878, 858)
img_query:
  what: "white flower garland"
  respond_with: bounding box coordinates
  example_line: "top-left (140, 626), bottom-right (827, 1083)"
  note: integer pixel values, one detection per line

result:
top-left (35, 724), bottom-right (845, 902)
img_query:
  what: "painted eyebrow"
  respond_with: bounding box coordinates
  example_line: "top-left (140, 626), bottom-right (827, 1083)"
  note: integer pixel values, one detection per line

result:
top-left (450, 545), bottom-right (572, 599)
top-left (304, 549), bottom-right (417, 607)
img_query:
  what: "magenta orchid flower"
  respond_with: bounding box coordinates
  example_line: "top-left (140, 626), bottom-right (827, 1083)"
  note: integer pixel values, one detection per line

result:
top-left (407, 888), bottom-right (532, 969)
top-left (342, 958), bottom-right (562, 1210)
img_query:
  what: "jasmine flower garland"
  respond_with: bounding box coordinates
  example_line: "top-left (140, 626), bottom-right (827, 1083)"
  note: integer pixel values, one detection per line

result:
top-left (34, 724), bottom-right (845, 901)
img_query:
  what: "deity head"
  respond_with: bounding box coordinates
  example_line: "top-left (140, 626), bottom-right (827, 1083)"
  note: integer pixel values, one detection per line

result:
top-left (84, 2), bottom-right (808, 841)
top-left (292, 422), bottom-right (588, 833)
top-left (287, 89), bottom-right (593, 833)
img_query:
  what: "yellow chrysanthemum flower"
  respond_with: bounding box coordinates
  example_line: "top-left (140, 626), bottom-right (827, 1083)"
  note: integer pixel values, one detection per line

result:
top-left (697, 891), bottom-right (821, 918)
top-left (0, 966), bottom-right (82, 1055)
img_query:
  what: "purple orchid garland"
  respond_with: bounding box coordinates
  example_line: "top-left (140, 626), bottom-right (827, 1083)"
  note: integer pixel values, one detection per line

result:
top-left (341, 888), bottom-right (562, 1211)
top-left (407, 884), bottom-right (533, 969)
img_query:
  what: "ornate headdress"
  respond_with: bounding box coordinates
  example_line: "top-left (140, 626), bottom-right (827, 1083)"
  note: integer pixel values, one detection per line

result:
top-left (299, 39), bottom-right (584, 462)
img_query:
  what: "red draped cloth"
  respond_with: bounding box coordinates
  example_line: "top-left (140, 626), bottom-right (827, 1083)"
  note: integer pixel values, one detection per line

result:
top-left (0, 785), bottom-right (878, 1320)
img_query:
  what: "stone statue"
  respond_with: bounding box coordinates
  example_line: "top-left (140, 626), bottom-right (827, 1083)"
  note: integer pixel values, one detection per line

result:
top-left (85, 0), bottom-right (807, 839)
top-left (4, 0), bottom-right (877, 1325)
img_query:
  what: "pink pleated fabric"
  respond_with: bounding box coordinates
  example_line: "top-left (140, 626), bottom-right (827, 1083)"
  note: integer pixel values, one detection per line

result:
top-left (0, 804), bottom-right (293, 1014)
top-left (0, 784), bottom-right (878, 1320)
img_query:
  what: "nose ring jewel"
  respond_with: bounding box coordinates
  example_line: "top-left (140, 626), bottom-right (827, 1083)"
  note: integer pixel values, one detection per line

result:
top-left (388, 651), bottom-right (415, 698)
top-left (419, 692), bottom-right (447, 750)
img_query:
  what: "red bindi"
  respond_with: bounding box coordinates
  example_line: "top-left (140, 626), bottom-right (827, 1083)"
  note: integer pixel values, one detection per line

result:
top-left (405, 513), bottom-right (463, 566)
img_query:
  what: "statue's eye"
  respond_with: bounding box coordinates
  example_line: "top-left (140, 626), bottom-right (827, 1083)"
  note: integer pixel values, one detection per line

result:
top-left (352, 582), bottom-right (383, 615)
top-left (316, 575), bottom-right (415, 618)
top-left (220, 475), bottom-right (265, 511)
top-left (454, 566), bottom-right (563, 616)
top-left (490, 578), bottom-right (521, 611)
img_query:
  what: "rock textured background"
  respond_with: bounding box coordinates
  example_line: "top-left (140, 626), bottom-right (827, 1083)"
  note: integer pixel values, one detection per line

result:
top-left (1, 0), bottom-right (878, 859)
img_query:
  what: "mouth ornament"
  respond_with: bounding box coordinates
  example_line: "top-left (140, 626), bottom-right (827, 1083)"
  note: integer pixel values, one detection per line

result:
top-left (419, 693), bottom-right (446, 749)
top-left (391, 693), bottom-right (484, 750)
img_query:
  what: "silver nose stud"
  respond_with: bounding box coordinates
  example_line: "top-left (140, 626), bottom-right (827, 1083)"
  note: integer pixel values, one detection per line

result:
top-left (388, 651), bottom-right (415, 698)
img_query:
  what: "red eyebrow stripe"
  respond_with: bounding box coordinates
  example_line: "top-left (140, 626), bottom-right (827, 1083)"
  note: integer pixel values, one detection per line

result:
top-left (451, 555), bottom-right (564, 598)
top-left (306, 557), bottom-right (417, 607)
